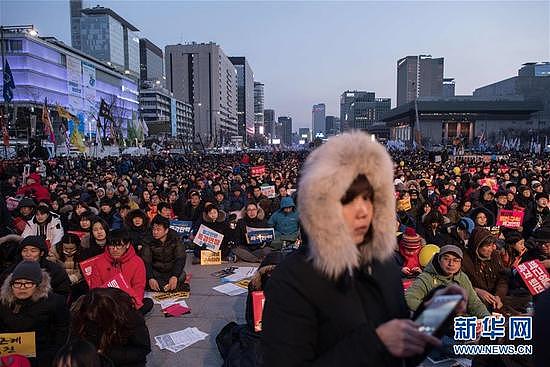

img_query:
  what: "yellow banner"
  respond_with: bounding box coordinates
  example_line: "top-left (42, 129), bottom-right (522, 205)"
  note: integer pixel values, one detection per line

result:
top-left (152, 291), bottom-right (190, 302)
top-left (200, 250), bottom-right (222, 265)
top-left (0, 332), bottom-right (36, 357)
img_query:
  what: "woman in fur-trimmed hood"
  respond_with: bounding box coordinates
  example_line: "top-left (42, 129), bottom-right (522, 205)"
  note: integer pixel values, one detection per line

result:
top-left (0, 261), bottom-right (70, 367)
top-left (262, 132), bottom-right (466, 367)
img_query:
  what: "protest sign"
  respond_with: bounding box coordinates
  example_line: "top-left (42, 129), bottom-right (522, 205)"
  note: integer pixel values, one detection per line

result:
top-left (246, 227), bottom-right (275, 245)
top-left (102, 273), bottom-right (138, 301)
top-left (260, 185), bottom-right (276, 198)
top-left (152, 291), bottom-right (190, 303)
top-left (483, 226), bottom-right (501, 237)
top-left (396, 197), bottom-right (411, 212)
top-left (252, 291), bottom-right (265, 332)
top-left (516, 260), bottom-right (550, 295)
top-left (0, 332), bottom-right (36, 357)
top-left (79, 254), bottom-right (102, 286)
top-left (478, 178), bottom-right (498, 192)
top-left (496, 209), bottom-right (524, 229)
top-left (193, 224), bottom-right (224, 252)
top-left (200, 250), bottom-right (222, 265)
top-left (250, 165), bottom-right (266, 177)
top-left (169, 220), bottom-right (193, 238)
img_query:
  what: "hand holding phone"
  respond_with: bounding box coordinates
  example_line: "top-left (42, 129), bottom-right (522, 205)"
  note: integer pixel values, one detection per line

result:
top-left (414, 294), bottom-right (464, 337)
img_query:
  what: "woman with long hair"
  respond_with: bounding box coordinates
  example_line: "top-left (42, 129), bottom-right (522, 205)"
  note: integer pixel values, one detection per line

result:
top-left (82, 218), bottom-right (110, 259)
top-left (70, 288), bottom-right (151, 367)
top-left (50, 233), bottom-right (88, 302)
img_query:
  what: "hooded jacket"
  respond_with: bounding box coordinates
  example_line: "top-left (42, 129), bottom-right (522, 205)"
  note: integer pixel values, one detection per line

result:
top-left (0, 271), bottom-right (69, 367)
top-left (88, 245), bottom-right (146, 309)
top-left (262, 132), bottom-right (423, 367)
top-left (405, 257), bottom-right (490, 318)
top-left (16, 173), bottom-right (51, 203)
top-left (267, 197), bottom-right (299, 236)
top-left (462, 227), bottom-right (508, 299)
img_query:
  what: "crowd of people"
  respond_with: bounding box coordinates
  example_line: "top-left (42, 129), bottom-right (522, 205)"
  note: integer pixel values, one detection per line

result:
top-left (0, 137), bottom-right (548, 366)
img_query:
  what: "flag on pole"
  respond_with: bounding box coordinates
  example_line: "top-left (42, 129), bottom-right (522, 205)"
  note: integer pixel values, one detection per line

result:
top-left (2, 60), bottom-right (16, 103)
top-left (1, 112), bottom-right (9, 146)
top-left (99, 98), bottom-right (114, 123)
top-left (56, 104), bottom-right (77, 121)
top-left (42, 97), bottom-right (55, 143)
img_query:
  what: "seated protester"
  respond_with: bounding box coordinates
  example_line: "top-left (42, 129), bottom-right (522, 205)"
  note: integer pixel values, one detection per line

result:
top-left (16, 173), bottom-right (51, 203)
top-left (177, 190), bottom-right (203, 222)
top-left (529, 226), bottom-right (550, 270)
top-left (15, 236), bottom-right (72, 298)
top-left (228, 185), bottom-right (246, 212)
top-left (523, 192), bottom-right (550, 239)
top-left (12, 197), bottom-right (37, 235)
top-left (98, 199), bottom-right (115, 228)
top-left (77, 211), bottom-right (94, 233)
top-left (214, 191), bottom-right (231, 213)
top-left (503, 231), bottom-right (538, 269)
top-left (87, 229), bottom-right (152, 315)
top-left (81, 218), bottom-right (110, 259)
top-left (469, 206), bottom-right (495, 228)
top-left (126, 209), bottom-right (151, 254)
top-left (462, 228), bottom-right (510, 313)
top-left (394, 227), bottom-right (423, 279)
top-left (111, 204), bottom-right (131, 231)
top-left (48, 234), bottom-right (88, 302)
top-left (141, 215), bottom-right (187, 292)
top-left (21, 205), bottom-right (64, 250)
top-left (405, 245), bottom-right (490, 319)
top-left (50, 197), bottom-right (73, 231)
top-left (442, 217), bottom-right (475, 251)
top-left (419, 210), bottom-right (447, 246)
top-left (67, 201), bottom-right (92, 231)
top-left (191, 204), bottom-right (230, 261)
top-left (0, 260), bottom-right (70, 367)
top-left (233, 203), bottom-right (272, 263)
top-left (157, 202), bottom-right (175, 220)
top-left (267, 196), bottom-right (299, 250)
top-left (145, 193), bottom-right (161, 221)
top-left (53, 339), bottom-right (107, 367)
top-left (70, 288), bottom-right (151, 367)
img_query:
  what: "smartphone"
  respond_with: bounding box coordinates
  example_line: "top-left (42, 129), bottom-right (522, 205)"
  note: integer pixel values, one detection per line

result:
top-left (414, 294), bottom-right (463, 337)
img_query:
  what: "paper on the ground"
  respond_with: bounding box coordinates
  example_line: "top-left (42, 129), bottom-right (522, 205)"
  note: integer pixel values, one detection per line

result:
top-left (213, 282), bottom-right (248, 296)
top-left (221, 267), bottom-right (257, 282)
top-left (160, 299), bottom-right (188, 310)
top-left (155, 327), bottom-right (208, 352)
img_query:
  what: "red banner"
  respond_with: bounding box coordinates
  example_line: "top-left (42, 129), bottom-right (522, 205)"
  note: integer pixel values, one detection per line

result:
top-left (496, 209), bottom-right (524, 229)
top-left (250, 165), bottom-right (266, 177)
top-left (516, 260), bottom-right (550, 296)
top-left (252, 291), bottom-right (265, 332)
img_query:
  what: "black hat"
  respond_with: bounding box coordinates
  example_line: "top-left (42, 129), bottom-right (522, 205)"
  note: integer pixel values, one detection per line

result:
top-left (20, 236), bottom-right (48, 253)
top-left (495, 190), bottom-right (508, 198)
top-left (504, 231), bottom-right (523, 246)
top-left (532, 226), bottom-right (550, 243)
top-left (11, 260), bottom-right (42, 284)
top-left (18, 197), bottom-right (37, 209)
top-left (535, 192), bottom-right (549, 201)
top-left (99, 198), bottom-right (113, 207)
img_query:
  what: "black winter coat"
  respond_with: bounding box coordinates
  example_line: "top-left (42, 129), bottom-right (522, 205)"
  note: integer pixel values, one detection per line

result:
top-left (0, 275), bottom-right (69, 367)
top-left (141, 229), bottom-right (186, 279)
top-left (261, 248), bottom-right (424, 367)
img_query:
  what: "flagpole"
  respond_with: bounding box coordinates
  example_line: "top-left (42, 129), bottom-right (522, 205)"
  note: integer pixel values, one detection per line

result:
top-left (1, 26), bottom-right (8, 159)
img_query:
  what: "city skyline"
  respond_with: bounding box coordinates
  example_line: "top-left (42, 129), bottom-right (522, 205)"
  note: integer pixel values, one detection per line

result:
top-left (1, 0), bottom-right (548, 129)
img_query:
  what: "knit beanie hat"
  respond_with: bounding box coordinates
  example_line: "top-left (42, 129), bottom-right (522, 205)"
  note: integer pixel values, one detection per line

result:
top-left (11, 260), bottom-right (42, 284)
top-left (399, 227), bottom-right (422, 250)
top-left (20, 236), bottom-right (48, 253)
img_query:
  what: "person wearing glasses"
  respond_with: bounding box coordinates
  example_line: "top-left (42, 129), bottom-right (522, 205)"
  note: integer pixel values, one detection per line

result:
top-left (406, 245), bottom-right (490, 318)
top-left (87, 229), bottom-right (152, 315)
top-left (0, 260), bottom-right (69, 367)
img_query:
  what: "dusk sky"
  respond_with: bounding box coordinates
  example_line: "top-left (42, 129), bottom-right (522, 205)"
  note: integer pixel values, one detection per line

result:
top-left (2, 0), bottom-right (549, 130)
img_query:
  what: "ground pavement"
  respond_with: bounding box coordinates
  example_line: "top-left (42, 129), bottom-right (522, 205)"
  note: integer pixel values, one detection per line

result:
top-left (144, 256), bottom-right (470, 367)
top-left (145, 256), bottom-right (247, 367)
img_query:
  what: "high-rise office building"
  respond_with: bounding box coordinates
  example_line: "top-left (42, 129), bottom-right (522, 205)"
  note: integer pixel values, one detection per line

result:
top-left (70, 0), bottom-right (87, 50)
top-left (263, 109), bottom-right (275, 137)
top-left (139, 38), bottom-right (164, 84)
top-left (278, 116), bottom-right (292, 146)
top-left (165, 42), bottom-right (238, 145)
top-left (254, 82), bottom-right (265, 135)
top-left (397, 55), bottom-right (444, 106)
top-left (78, 6), bottom-right (140, 76)
top-left (312, 103), bottom-right (326, 136)
top-left (298, 127), bottom-right (311, 142)
top-left (325, 116), bottom-right (340, 135)
top-left (229, 57), bottom-right (254, 139)
top-left (339, 91), bottom-right (390, 131)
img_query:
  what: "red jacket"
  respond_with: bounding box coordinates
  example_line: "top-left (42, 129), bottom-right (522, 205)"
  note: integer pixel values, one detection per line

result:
top-left (89, 245), bottom-right (146, 308)
top-left (16, 174), bottom-right (51, 203)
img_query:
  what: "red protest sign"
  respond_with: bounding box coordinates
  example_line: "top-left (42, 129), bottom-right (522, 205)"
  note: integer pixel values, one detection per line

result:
top-left (478, 178), bottom-right (498, 192)
top-left (102, 273), bottom-right (138, 302)
top-left (79, 254), bottom-right (102, 287)
top-left (496, 209), bottom-right (524, 229)
top-left (252, 291), bottom-right (265, 332)
top-left (250, 165), bottom-right (266, 177)
top-left (516, 260), bottom-right (550, 296)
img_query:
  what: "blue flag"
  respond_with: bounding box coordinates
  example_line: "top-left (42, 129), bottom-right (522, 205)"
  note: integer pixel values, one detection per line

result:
top-left (3, 60), bottom-right (15, 103)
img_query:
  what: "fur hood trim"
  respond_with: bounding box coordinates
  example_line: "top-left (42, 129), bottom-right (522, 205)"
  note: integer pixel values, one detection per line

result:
top-left (298, 131), bottom-right (396, 279)
top-left (0, 270), bottom-right (52, 306)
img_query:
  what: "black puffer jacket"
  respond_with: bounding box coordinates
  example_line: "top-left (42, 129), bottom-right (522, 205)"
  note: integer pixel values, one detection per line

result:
top-left (0, 271), bottom-right (70, 367)
top-left (141, 229), bottom-right (186, 279)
